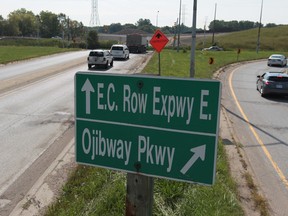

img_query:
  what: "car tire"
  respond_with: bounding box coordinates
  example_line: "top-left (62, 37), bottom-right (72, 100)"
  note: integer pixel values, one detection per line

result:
top-left (260, 87), bottom-right (266, 97)
top-left (110, 60), bottom-right (113, 67)
top-left (105, 61), bottom-right (109, 69)
top-left (88, 64), bottom-right (92, 69)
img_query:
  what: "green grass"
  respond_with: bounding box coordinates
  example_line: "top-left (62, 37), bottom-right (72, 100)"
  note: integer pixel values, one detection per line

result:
top-left (46, 140), bottom-right (243, 216)
top-left (198, 25), bottom-right (288, 51)
top-left (0, 46), bottom-right (79, 64)
top-left (142, 49), bottom-right (287, 78)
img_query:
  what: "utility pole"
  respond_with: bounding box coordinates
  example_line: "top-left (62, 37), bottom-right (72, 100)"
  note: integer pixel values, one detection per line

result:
top-left (190, 0), bottom-right (197, 78)
top-left (177, 0), bottom-right (182, 52)
top-left (212, 3), bottom-right (217, 45)
top-left (256, 0), bottom-right (264, 53)
top-left (203, 16), bottom-right (208, 48)
top-left (173, 18), bottom-right (178, 49)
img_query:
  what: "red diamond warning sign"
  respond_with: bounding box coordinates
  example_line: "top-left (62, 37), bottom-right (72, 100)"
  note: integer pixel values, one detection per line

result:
top-left (149, 30), bottom-right (169, 53)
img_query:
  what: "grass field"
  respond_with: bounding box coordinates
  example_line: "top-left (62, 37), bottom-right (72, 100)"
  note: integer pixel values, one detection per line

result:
top-left (142, 49), bottom-right (285, 78)
top-left (195, 25), bottom-right (288, 52)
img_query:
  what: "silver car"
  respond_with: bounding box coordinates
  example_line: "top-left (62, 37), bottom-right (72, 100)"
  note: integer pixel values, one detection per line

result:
top-left (267, 54), bottom-right (287, 67)
top-left (202, 46), bottom-right (223, 51)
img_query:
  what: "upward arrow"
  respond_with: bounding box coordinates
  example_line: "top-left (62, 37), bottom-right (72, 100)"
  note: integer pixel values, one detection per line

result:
top-left (180, 145), bottom-right (206, 175)
top-left (156, 33), bottom-right (162, 39)
top-left (81, 79), bottom-right (95, 114)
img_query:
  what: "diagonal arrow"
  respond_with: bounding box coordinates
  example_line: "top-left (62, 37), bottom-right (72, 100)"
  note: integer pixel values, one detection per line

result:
top-left (180, 145), bottom-right (206, 175)
top-left (81, 78), bottom-right (95, 114)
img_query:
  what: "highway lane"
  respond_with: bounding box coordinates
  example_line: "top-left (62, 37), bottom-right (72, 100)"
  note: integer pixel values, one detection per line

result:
top-left (0, 51), bottom-right (151, 215)
top-left (0, 51), bottom-right (88, 80)
top-left (221, 61), bottom-right (288, 215)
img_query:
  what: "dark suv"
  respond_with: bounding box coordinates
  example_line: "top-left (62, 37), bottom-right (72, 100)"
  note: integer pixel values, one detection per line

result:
top-left (256, 71), bottom-right (288, 97)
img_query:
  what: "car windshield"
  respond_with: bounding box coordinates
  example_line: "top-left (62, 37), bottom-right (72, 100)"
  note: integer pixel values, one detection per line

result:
top-left (268, 76), bottom-right (288, 82)
top-left (89, 51), bottom-right (104, 57)
top-left (112, 47), bottom-right (124, 51)
top-left (270, 55), bottom-right (282, 59)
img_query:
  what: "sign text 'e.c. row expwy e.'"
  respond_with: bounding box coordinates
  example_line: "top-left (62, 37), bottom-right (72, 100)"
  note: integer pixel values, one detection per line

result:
top-left (82, 80), bottom-right (213, 125)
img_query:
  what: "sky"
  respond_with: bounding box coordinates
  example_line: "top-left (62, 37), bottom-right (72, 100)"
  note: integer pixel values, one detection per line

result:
top-left (1, 0), bottom-right (287, 29)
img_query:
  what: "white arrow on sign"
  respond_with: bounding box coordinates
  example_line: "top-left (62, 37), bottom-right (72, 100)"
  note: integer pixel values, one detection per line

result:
top-left (180, 145), bottom-right (206, 175)
top-left (81, 78), bottom-right (95, 114)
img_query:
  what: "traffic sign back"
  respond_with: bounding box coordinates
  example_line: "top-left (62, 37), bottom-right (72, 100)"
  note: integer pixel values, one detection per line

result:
top-left (150, 30), bottom-right (169, 53)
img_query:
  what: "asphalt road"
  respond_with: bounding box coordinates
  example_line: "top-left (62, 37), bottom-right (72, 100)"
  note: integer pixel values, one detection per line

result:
top-left (0, 51), bottom-right (152, 215)
top-left (220, 61), bottom-right (288, 216)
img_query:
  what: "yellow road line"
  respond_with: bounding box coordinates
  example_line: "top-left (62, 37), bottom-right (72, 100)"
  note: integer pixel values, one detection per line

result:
top-left (229, 67), bottom-right (288, 188)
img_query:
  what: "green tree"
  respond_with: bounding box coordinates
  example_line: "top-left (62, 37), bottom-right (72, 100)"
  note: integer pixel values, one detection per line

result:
top-left (123, 23), bottom-right (137, 29)
top-left (58, 13), bottom-right (68, 39)
top-left (8, 8), bottom-right (37, 36)
top-left (136, 18), bottom-right (154, 33)
top-left (209, 20), bottom-right (258, 32)
top-left (0, 15), bottom-right (5, 36)
top-left (39, 11), bottom-right (60, 38)
top-left (109, 23), bottom-right (122, 33)
top-left (70, 20), bottom-right (85, 41)
top-left (5, 16), bottom-right (20, 36)
top-left (239, 20), bottom-right (255, 30)
top-left (87, 30), bottom-right (99, 49)
top-left (265, 23), bottom-right (277, 28)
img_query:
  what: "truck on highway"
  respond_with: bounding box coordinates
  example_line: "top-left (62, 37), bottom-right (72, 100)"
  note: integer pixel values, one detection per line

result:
top-left (126, 34), bottom-right (148, 53)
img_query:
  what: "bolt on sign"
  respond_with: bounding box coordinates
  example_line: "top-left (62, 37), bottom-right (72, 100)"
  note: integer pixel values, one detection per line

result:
top-left (75, 72), bottom-right (222, 185)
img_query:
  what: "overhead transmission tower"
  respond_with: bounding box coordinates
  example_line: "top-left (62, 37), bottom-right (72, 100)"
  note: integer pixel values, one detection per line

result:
top-left (90, 0), bottom-right (100, 27)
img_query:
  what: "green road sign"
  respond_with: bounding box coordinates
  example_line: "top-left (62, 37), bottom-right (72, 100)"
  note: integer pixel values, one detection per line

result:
top-left (75, 72), bottom-right (221, 185)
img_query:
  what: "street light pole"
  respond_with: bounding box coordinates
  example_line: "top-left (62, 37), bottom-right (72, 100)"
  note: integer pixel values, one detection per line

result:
top-left (156, 11), bottom-right (159, 27)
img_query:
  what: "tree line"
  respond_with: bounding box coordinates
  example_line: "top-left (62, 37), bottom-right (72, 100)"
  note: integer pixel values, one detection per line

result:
top-left (0, 8), bottom-right (282, 40)
top-left (208, 20), bottom-right (279, 33)
top-left (0, 8), bottom-right (85, 40)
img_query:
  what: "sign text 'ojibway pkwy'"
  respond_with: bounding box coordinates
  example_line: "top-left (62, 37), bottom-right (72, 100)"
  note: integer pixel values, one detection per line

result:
top-left (75, 72), bottom-right (221, 185)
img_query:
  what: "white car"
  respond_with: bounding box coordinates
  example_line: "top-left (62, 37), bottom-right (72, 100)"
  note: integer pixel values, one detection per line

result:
top-left (202, 46), bottom-right (223, 51)
top-left (87, 49), bottom-right (113, 69)
top-left (267, 54), bottom-right (287, 67)
top-left (110, 44), bottom-right (129, 59)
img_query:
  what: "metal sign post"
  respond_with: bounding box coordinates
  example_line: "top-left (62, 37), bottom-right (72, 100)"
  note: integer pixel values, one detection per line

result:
top-left (158, 53), bottom-right (161, 76)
